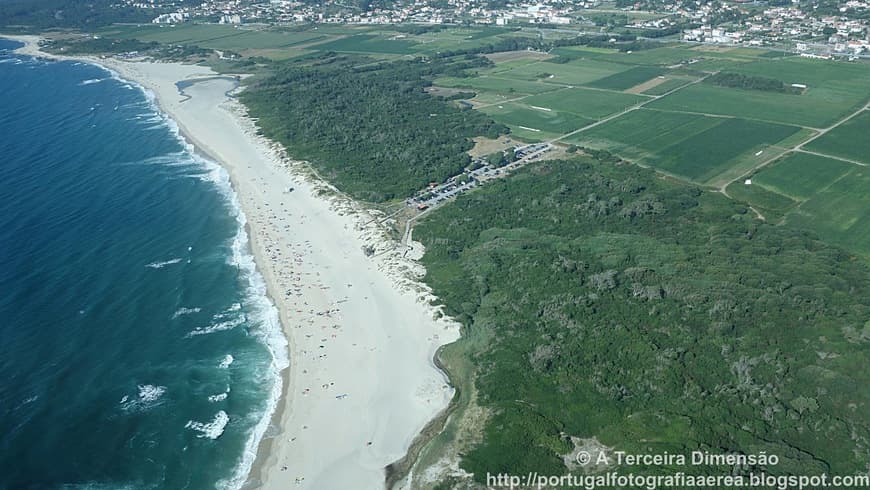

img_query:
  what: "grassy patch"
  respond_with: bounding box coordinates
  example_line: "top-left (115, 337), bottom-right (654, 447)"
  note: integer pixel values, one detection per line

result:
top-left (725, 180), bottom-right (798, 221)
top-left (586, 66), bottom-right (667, 90)
top-left (522, 87), bottom-right (646, 120)
top-left (565, 110), bottom-right (800, 184)
top-left (480, 101), bottom-right (593, 139)
top-left (309, 33), bottom-right (419, 54)
top-left (640, 76), bottom-right (694, 95)
top-left (751, 152), bottom-right (855, 201)
top-left (648, 59), bottom-right (870, 128)
top-left (804, 110), bottom-right (870, 164)
top-left (492, 58), bottom-right (631, 86)
top-left (651, 118), bottom-right (800, 182)
top-left (787, 168), bottom-right (870, 256)
top-left (564, 109), bottom-right (722, 160)
top-left (435, 75), bottom-right (562, 96)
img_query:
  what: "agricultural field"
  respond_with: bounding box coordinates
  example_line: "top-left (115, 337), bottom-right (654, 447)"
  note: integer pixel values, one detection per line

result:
top-left (89, 22), bottom-right (869, 256)
top-left (520, 87), bottom-right (646, 120)
top-left (585, 65), bottom-right (666, 90)
top-left (564, 109), bottom-right (800, 183)
top-left (725, 181), bottom-right (798, 220)
top-left (723, 151), bottom-right (869, 255)
top-left (786, 168), bottom-right (870, 255)
top-left (482, 58), bottom-right (632, 87)
top-left (99, 24), bottom-right (326, 50)
top-left (434, 75), bottom-right (561, 96)
top-left (309, 33), bottom-right (418, 55)
top-left (647, 58), bottom-right (870, 128)
top-left (637, 76), bottom-right (695, 95)
top-left (749, 152), bottom-right (854, 201)
top-left (642, 118), bottom-right (799, 182)
top-left (480, 102), bottom-right (592, 140)
top-left (804, 110), bottom-right (870, 164)
top-left (553, 45), bottom-right (699, 66)
top-left (411, 27), bottom-right (541, 55)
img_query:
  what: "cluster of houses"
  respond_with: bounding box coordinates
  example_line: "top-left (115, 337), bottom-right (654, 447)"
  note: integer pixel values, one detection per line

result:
top-left (680, 3), bottom-right (868, 56)
top-left (119, 0), bottom-right (868, 56)
top-left (122, 0), bottom-right (588, 26)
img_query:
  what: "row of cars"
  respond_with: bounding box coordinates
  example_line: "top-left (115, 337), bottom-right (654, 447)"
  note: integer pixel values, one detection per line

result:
top-left (408, 142), bottom-right (552, 211)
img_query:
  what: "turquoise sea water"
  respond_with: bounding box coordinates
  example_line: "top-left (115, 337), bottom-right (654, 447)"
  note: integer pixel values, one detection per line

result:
top-left (0, 39), bottom-right (286, 489)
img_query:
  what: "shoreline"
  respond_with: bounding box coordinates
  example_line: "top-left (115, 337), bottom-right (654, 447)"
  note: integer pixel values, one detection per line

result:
top-left (5, 35), bottom-right (460, 489)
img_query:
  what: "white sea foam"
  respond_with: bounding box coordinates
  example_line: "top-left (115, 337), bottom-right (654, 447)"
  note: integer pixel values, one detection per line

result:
top-left (138, 384), bottom-right (166, 402)
top-left (172, 307), bottom-right (202, 319)
top-left (97, 64), bottom-right (287, 489)
top-left (208, 386), bottom-right (231, 403)
top-left (186, 317), bottom-right (245, 338)
top-left (185, 410), bottom-right (229, 439)
top-left (79, 78), bottom-right (104, 86)
top-left (216, 200), bottom-right (288, 490)
top-left (219, 354), bottom-right (235, 368)
top-left (146, 258), bottom-right (183, 269)
top-left (208, 392), bottom-right (228, 402)
top-left (120, 384), bottom-right (167, 412)
top-left (12, 395), bottom-right (39, 411)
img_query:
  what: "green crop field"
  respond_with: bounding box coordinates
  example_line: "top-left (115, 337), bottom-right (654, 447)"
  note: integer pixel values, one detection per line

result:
top-left (409, 27), bottom-right (541, 55)
top-left (486, 58), bottom-right (631, 86)
top-left (786, 168), bottom-right (870, 255)
top-left (647, 58), bottom-right (870, 128)
top-left (648, 83), bottom-right (861, 128)
top-left (728, 57), bottom-right (870, 90)
top-left (648, 118), bottom-right (800, 182)
top-left (640, 76), bottom-right (695, 95)
top-left (725, 180), bottom-right (799, 220)
top-left (564, 109), bottom-right (720, 157)
top-left (585, 66), bottom-right (667, 90)
top-left (480, 102), bottom-right (593, 140)
top-left (564, 109), bottom-right (799, 183)
top-left (804, 110), bottom-right (870, 164)
top-left (309, 33), bottom-right (419, 54)
top-left (521, 87), bottom-right (646, 120)
top-left (555, 45), bottom-right (701, 66)
top-left (750, 152), bottom-right (855, 200)
top-left (434, 75), bottom-right (562, 96)
top-left (101, 24), bottom-right (240, 43)
top-left (101, 24), bottom-right (326, 50)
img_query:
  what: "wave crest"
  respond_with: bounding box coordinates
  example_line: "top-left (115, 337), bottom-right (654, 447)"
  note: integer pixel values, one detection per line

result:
top-left (146, 258), bottom-right (182, 269)
top-left (185, 411), bottom-right (229, 439)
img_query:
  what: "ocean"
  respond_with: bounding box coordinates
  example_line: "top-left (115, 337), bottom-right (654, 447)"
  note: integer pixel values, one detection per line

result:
top-left (0, 39), bottom-right (286, 489)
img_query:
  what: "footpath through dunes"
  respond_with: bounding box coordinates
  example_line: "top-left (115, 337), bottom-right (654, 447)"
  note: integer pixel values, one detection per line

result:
top-left (50, 53), bottom-right (460, 488)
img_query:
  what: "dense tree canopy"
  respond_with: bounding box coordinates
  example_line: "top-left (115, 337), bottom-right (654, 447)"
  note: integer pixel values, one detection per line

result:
top-left (417, 156), bottom-right (870, 480)
top-left (241, 54), bottom-right (508, 201)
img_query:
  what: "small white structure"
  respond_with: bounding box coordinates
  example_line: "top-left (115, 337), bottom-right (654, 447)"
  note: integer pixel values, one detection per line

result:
top-left (744, 179), bottom-right (752, 185)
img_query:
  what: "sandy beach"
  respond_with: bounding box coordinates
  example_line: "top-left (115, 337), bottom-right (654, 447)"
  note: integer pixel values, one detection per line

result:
top-left (8, 35), bottom-right (459, 489)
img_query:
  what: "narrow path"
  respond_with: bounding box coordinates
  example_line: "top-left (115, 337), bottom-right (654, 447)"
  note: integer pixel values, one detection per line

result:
top-left (642, 106), bottom-right (821, 132)
top-left (795, 148), bottom-right (867, 167)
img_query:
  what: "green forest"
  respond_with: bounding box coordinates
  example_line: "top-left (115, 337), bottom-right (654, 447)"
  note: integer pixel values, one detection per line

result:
top-left (708, 72), bottom-right (803, 94)
top-left (416, 156), bottom-right (869, 481)
top-left (0, 0), bottom-right (156, 30)
top-left (240, 54), bottom-right (507, 202)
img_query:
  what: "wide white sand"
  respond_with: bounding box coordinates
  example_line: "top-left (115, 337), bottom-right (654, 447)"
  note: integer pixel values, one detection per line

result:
top-left (8, 36), bottom-right (459, 489)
